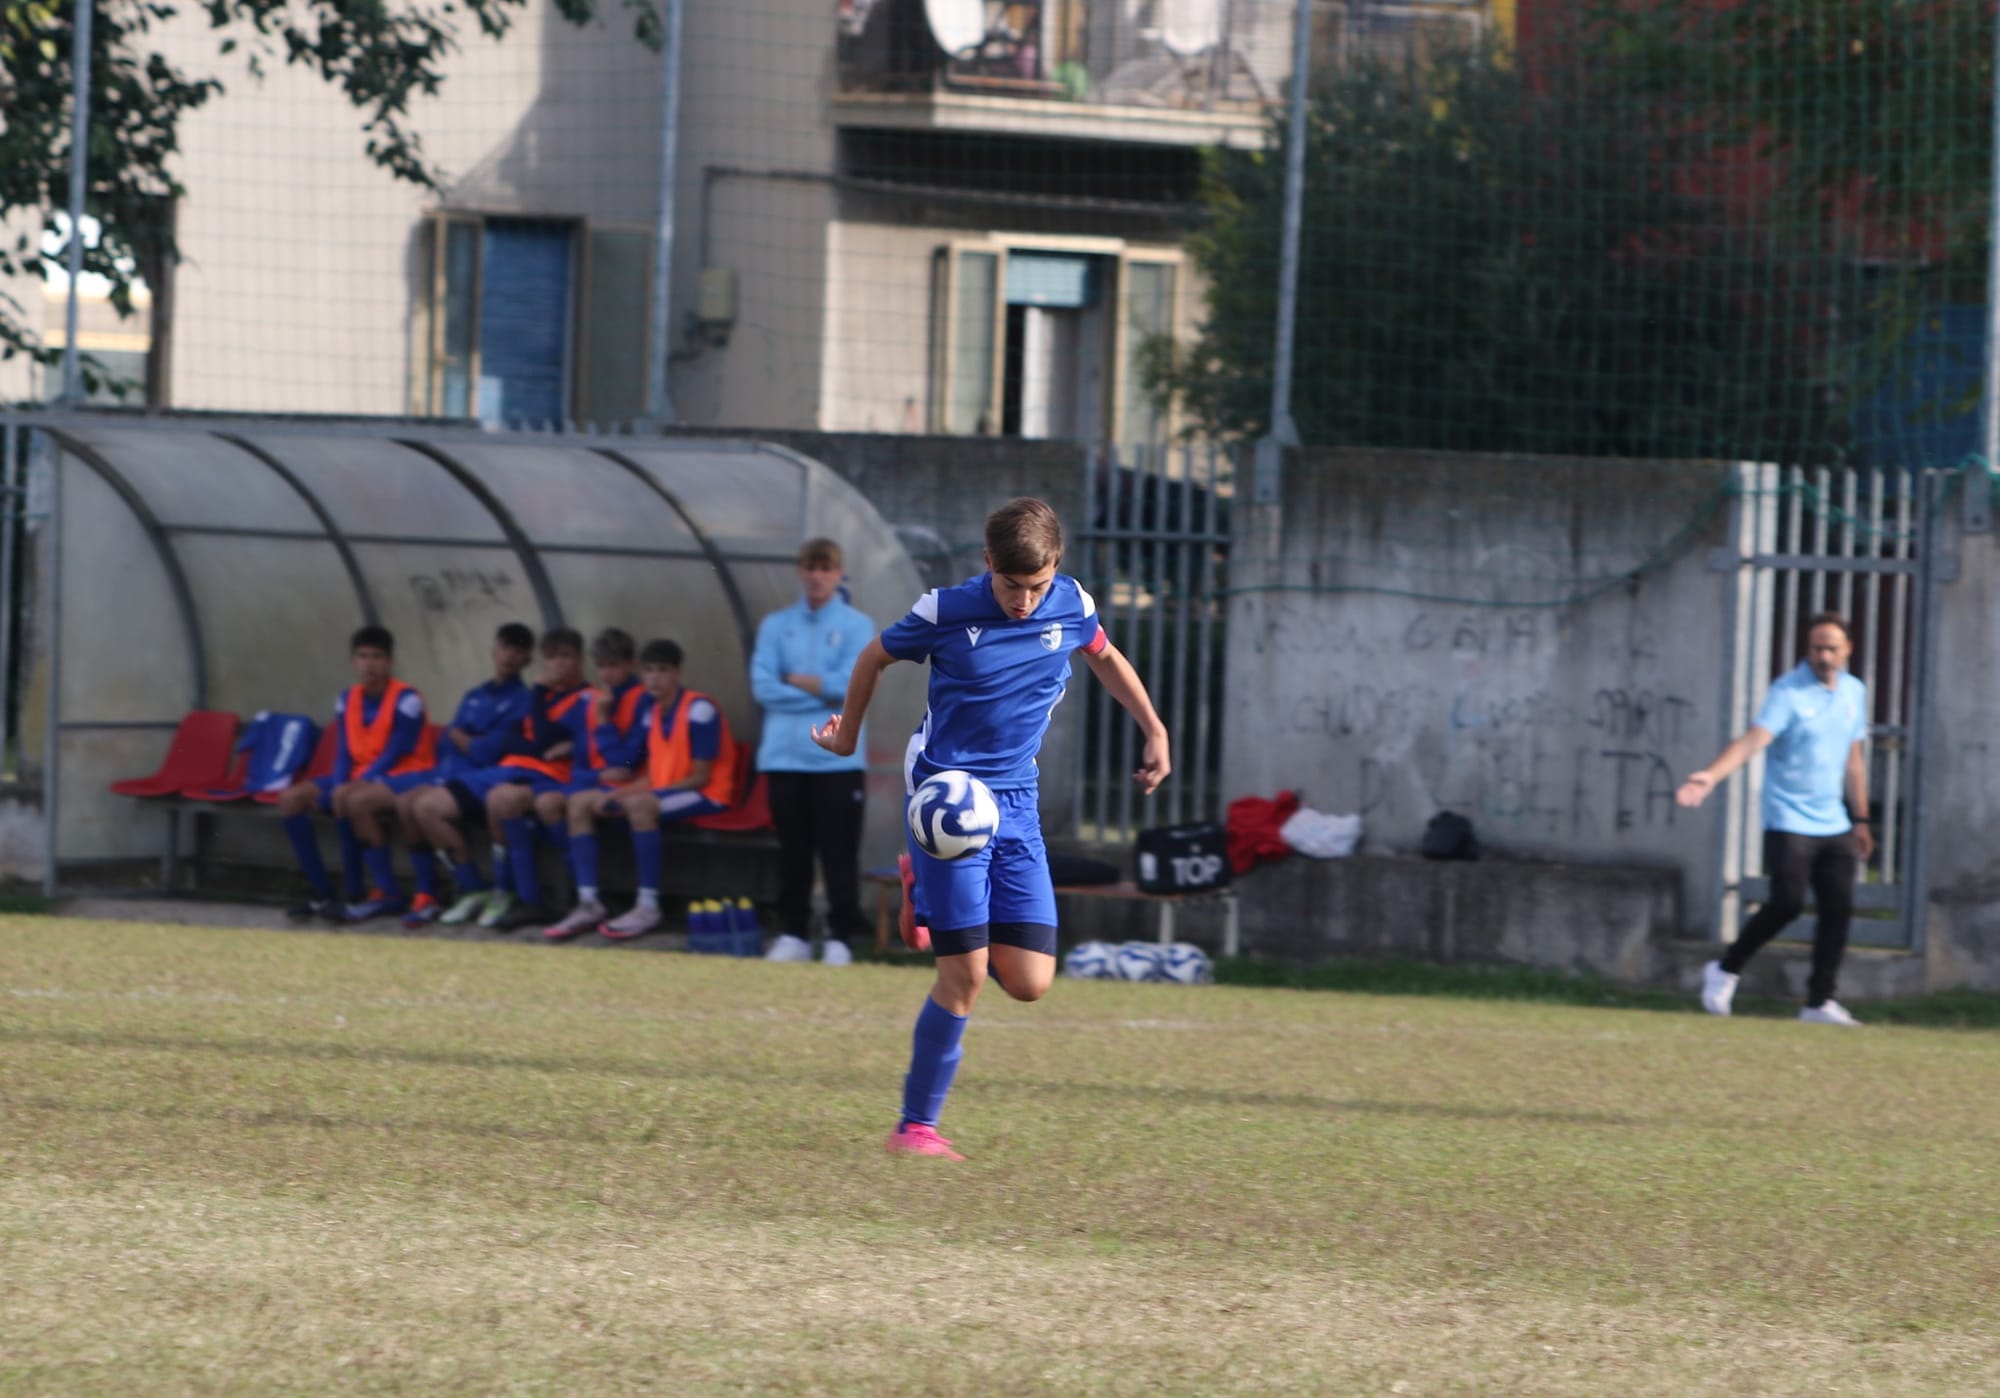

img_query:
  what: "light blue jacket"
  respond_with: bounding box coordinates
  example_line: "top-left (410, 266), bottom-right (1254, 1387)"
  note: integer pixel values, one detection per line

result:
top-left (750, 592), bottom-right (874, 773)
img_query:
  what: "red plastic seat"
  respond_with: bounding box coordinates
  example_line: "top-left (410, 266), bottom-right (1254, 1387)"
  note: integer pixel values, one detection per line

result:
top-left (252, 725), bottom-right (339, 804)
top-left (181, 745), bottom-right (254, 802)
top-left (690, 749), bottom-right (775, 833)
top-left (109, 711), bottom-right (240, 798)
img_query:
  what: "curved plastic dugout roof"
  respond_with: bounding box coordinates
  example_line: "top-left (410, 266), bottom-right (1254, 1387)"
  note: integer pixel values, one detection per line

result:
top-left (42, 420), bottom-right (927, 864)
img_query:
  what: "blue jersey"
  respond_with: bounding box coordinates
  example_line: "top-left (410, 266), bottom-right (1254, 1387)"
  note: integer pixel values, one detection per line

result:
top-left (437, 675), bottom-right (532, 779)
top-left (880, 572), bottom-right (1108, 790)
top-left (1753, 662), bottom-right (1868, 836)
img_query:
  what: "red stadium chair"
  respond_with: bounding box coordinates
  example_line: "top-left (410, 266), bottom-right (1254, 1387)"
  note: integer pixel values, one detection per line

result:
top-left (690, 749), bottom-right (775, 833)
top-left (109, 711), bottom-right (240, 798)
top-left (181, 745), bottom-right (254, 802)
top-left (252, 725), bottom-right (338, 804)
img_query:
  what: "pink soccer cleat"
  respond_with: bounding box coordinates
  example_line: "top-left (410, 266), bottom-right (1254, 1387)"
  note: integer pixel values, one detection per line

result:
top-left (885, 1122), bottom-right (964, 1160)
top-left (896, 853), bottom-right (931, 953)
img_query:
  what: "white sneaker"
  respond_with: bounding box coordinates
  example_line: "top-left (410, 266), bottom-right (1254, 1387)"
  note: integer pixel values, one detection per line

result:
top-left (1700, 960), bottom-right (1739, 1016)
top-left (543, 901), bottom-right (608, 941)
top-left (820, 938), bottom-right (853, 967)
top-left (765, 933), bottom-right (813, 963)
top-left (1800, 999), bottom-right (1862, 1027)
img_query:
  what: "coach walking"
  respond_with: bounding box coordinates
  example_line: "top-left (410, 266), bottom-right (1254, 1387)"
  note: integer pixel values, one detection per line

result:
top-left (1677, 612), bottom-right (1874, 1026)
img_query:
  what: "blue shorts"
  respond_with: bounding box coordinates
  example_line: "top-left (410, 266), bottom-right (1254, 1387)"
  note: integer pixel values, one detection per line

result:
top-left (451, 766), bottom-right (535, 804)
top-left (599, 789), bottom-right (728, 823)
top-left (906, 784), bottom-right (1057, 958)
top-left (314, 769), bottom-right (434, 809)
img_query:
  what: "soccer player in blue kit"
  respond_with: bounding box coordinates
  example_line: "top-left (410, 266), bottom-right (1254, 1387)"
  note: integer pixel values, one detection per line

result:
top-left (811, 498), bottom-right (1171, 1160)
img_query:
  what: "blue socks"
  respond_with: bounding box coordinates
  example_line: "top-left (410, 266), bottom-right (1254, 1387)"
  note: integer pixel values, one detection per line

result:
top-left (335, 819), bottom-right (366, 900)
top-left (451, 859), bottom-right (487, 893)
top-left (570, 833), bottom-right (600, 897)
top-left (901, 997), bottom-right (969, 1129)
top-left (362, 846), bottom-right (398, 899)
top-left (283, 815), bottom-right (332, 899)
top-left (408, 844), bottom-right (439, 899)
top-left (632, 828), bottom-right (663, 896)
top-left (539, 820), bottom-right (569, 859)
top-left (503, 818), bottom-right (542, 906)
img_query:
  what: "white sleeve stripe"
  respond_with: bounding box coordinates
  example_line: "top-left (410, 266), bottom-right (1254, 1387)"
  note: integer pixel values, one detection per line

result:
top-left (1077, 583), bottom-right (1097, 620)
top-left (911, 590), bottom-right (940, 623)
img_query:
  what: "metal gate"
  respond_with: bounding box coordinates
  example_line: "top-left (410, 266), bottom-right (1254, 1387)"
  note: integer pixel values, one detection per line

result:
top-left (1713, 462), bottom-right (1946, 951)
top-left (1068, 442), bottom-right (1233, 844)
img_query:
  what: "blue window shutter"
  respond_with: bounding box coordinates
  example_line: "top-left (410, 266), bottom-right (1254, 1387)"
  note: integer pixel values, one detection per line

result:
top-left (478, 219), bottom-right (574, 424)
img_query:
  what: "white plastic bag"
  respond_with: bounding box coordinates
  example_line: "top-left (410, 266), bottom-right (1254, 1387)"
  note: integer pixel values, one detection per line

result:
top-left (1280, 807), bottom-right (1361, 859)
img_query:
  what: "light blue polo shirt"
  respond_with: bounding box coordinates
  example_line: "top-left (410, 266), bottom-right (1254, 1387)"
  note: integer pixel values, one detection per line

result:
top-left (1753, 662), bottom-right (1869, 836)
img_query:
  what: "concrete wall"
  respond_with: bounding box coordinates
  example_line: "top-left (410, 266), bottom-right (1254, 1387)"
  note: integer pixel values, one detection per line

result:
top-left (1225, 449), bottom-right (1738, 941)
top-left (1914, 511), bottom-right (2000, 990)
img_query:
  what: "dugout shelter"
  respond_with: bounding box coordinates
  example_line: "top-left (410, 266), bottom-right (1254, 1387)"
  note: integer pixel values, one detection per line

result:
top-left (11, 419), bottom-right (928, 890)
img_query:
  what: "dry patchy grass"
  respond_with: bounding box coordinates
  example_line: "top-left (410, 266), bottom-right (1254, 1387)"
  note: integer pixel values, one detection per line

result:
top-left (3, 916), bottom-right (1999, 1394)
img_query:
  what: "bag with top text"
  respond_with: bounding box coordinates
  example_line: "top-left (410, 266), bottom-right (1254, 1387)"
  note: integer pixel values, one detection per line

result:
top-left (1134, 822), bottom-right (1231, 894)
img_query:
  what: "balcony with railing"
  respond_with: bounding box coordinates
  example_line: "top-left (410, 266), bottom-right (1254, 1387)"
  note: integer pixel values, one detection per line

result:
top-left (834, 0), bottom-right (1296, 149)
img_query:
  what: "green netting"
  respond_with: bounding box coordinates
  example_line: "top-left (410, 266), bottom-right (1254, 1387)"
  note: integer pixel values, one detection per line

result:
top-left (10, 0), bottom-right (1994, 479)
top-left (1156, 0), bottom-right (1998, 472)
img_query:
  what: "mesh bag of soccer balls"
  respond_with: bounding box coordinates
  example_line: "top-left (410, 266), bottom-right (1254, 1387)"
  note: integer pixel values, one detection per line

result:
top-left (1063, 940), bottom-right (1213, 985)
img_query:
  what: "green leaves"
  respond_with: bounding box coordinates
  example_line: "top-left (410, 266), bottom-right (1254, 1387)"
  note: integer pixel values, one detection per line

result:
top-left (1160, 4), bottom-right (1991, 467)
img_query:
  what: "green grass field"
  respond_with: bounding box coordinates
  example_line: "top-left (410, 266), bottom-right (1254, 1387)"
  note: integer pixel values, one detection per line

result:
top-left (5, 917), bottom-right (1999, 1395)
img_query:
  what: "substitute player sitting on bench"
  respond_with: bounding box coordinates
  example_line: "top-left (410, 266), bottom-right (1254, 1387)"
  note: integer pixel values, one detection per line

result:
top-left (396, 621), bottom-right (535, 927)
top-left (554, 638), bottom-right (739, 940)
top-left (406, 627), bottom-right (586, 929)
top-left (278, 625), bottom-right (437, 923)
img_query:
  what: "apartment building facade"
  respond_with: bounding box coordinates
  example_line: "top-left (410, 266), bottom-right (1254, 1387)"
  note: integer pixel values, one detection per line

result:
top-left (39, 0), bottom-right (1500, 440)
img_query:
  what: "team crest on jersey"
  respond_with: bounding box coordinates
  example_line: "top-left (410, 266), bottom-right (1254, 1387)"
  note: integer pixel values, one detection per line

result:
top-left (1041, 621), bottom-right (1063, 651)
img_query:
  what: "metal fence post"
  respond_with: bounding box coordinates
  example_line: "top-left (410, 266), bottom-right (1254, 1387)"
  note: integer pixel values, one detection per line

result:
top-left (644, 0), bottom-right (686, 426)
top-left (1902, 471), bottom-right (1947, 957)
top-left (1252, 0), bottom-right (1314, 506)
top-left (59, 0), bottom-right (96, 406)
top-left (0, 420), bottom-right (16, 776)
top-left (42, 432), bottom-right (62, 898)
top-left (1973, 6), bottom-right (2000, 534)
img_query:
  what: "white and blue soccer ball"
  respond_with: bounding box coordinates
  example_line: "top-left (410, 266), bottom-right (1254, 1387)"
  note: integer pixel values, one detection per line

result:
top-left (1063, 940), bottom-right (1117, 980)
top-left (1159, 942), bottom-right (1214, 986)
top-left (907, 769), bottom-right (1001, 862)
top-left (1112, 940), bottom-right (1166, 983)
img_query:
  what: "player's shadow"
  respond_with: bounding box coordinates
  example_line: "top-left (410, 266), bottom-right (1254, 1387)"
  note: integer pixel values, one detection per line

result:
top-left (984, 1075), bottom-right (1641, 1128)
top-left (19, 1092), bottom-right (627, 1148)
top-left (9, 1024), bottom-right (1640, 1132)
top-left (0, 1023), bottom-right (814, 1088)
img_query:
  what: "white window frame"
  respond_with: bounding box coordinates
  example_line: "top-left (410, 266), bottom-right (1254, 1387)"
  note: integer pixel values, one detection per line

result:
top-left (932, 233), bottom-right (1181, 440)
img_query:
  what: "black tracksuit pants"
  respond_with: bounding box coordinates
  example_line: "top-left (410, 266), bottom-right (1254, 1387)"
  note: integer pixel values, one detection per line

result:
top-left (767, 770), bottom-right (866, 945)
top-left (1721, 829), bottom-right (1858, 1007)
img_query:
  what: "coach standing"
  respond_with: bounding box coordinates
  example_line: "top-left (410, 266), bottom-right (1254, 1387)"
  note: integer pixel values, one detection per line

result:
top-left (1677, 612), bottom-right (1874, 1025)
top-left (750, 538), bottom-right (875, 965)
